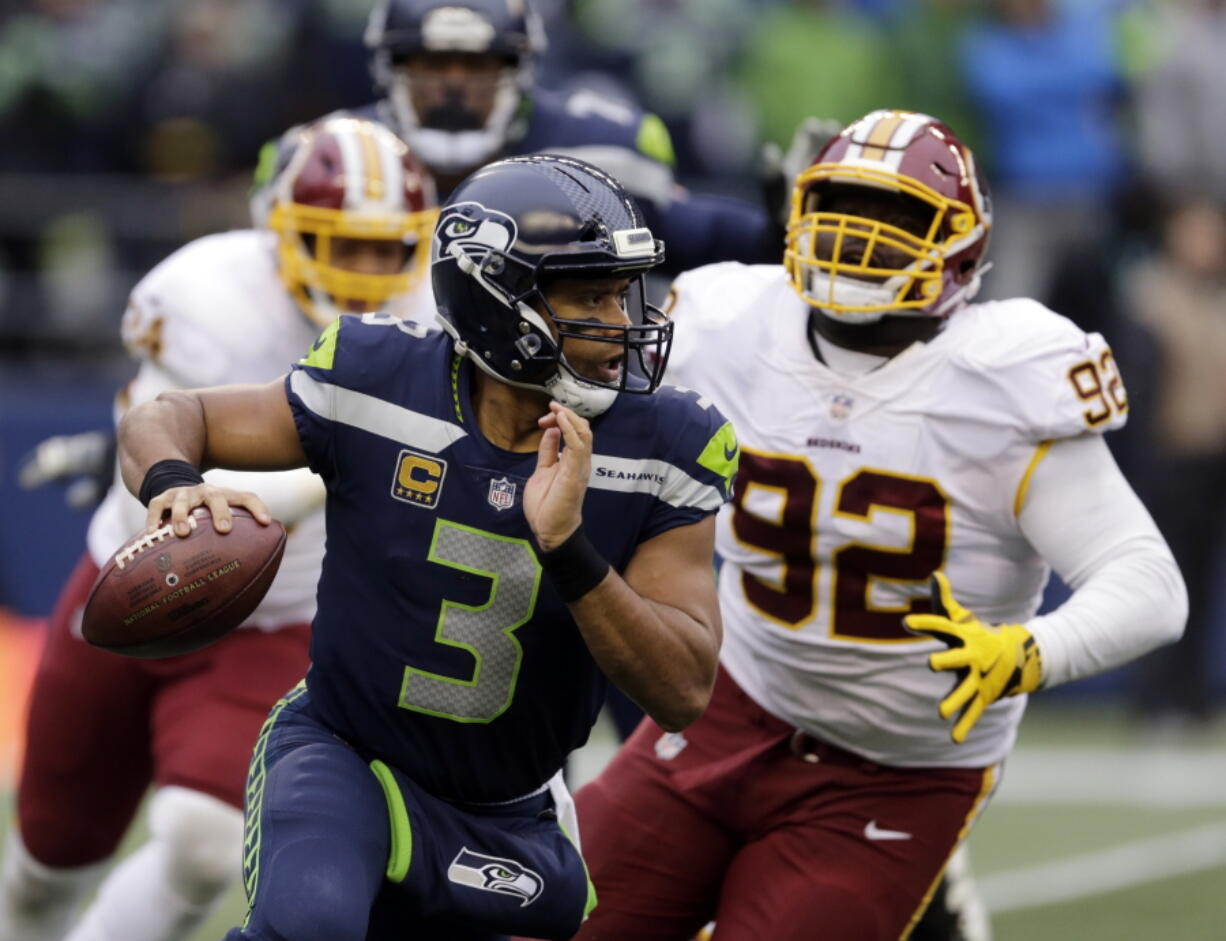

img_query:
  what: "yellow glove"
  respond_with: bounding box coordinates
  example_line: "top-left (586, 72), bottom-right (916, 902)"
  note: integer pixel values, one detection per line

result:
top-left (903, 572), bottom-right (1043, 744)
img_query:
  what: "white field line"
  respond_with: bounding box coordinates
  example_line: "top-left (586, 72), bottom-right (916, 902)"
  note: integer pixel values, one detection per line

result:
top-left (978, 822), bottom-right (1226, 913)
top-left (993, 746), bottom-right (1226, 808)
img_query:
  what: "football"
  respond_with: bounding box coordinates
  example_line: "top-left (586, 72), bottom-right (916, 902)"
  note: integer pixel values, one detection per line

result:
top-left (82, 507), bottom-right (287, 659)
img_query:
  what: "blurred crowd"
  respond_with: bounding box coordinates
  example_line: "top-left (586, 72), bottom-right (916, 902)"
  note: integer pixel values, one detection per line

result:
top-left (2, 0), bottom-right (1225, 723)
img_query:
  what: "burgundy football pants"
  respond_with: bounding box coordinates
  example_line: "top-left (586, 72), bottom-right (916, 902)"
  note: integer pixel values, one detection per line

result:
top-left (572, 668), bottom-right (996, 941)
top-left (17, 553), bottom-right (311, 867)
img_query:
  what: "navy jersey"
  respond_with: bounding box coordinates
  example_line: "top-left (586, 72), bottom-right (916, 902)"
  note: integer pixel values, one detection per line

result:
top-left (284, 314), bottom-right (736, 803)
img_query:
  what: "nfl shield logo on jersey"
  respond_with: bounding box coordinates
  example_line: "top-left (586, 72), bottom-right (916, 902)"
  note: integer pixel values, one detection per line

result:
top-left (829, 392), bottom-right (855, 421)
top-left (488, 476), bottom-right (517, 511)
top-left (654, 731), bottom-right (688, 760)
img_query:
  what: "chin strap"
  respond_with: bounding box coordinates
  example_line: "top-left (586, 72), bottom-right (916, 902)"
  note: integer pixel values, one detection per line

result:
top-left (544, 370), bottom-right (617, 419)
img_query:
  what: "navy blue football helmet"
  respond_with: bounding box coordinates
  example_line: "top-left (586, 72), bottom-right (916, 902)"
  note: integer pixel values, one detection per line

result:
top-left (431, 154), bottom-right (671, 417)
top-left (365, 0), bottom-right (546, 174)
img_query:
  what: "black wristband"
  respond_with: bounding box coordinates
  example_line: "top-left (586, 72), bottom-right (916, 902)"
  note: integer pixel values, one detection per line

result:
top-left (138, 459), bottom-right (205, 507)
top-left (538, 526), bottom-right (611, 604)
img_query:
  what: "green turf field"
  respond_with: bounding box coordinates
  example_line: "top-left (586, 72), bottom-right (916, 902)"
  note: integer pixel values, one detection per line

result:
top-left (4, 702), bottom-right (1224, 940)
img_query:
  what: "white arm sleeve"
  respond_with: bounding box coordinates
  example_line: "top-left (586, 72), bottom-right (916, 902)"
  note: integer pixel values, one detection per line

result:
top-left (1018, 434), bottom-right (1186, 688)
top-left (201, 467), bottom-right (325, 526)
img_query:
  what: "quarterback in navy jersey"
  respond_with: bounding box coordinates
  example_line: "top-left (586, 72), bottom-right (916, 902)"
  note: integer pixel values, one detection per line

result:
top-left (252, 0), bottom-right (775, 275)
top-left (116, 155), bottom-right (736, 940)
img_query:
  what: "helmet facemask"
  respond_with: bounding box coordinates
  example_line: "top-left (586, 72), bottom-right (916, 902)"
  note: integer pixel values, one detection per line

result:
top-left (382, 54), bottom-right (526, 174)
top-left (432, 188), bottom-right (671, 419)
top-left (536, 271), bottom-right (673, 415)
top-left (366, 1), bottom-right (546, 175)
top-left (270, 202), bottom-right (436, 326)
top-left (783, 109), bottom-right (991, 330)
top-left (264, 116), bottom-right (439, 328)
top-left (787, 166), bottom-right (985, 325)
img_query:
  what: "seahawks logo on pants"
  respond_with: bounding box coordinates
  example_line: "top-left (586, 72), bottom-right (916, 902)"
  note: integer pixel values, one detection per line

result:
top-left (447, 847), bottom-right (544, 907)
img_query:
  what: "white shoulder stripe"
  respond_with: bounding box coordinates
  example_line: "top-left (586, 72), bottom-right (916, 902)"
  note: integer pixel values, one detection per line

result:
top-left (589, 455), bottom-right (724, 511)
top-left (290, 370), bottom-right (467, 451)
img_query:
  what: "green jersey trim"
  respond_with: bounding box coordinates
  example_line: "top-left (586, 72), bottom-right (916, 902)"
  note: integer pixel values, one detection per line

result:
top-left (300, 317), bottom-right (341, 370)
top-left (696, 420), bottom-right (740, 497)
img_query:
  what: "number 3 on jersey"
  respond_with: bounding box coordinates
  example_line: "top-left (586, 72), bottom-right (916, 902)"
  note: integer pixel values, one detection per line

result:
top-left (399, 521), bottom-right (541, 722)
top-left (730, 450), bottom-right (949, 642)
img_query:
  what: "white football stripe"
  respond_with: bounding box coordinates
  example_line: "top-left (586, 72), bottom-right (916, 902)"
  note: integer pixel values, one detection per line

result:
top-left (290, 371), bottom-right (467, 452)
top-left (293, 372), bottom-right (722, 508)
top-left (589, 455), bottom-right (724, 511)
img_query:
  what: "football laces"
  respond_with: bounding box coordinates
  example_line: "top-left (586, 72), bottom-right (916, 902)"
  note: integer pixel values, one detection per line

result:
top-left (113, 515), bottom-right (197, 570)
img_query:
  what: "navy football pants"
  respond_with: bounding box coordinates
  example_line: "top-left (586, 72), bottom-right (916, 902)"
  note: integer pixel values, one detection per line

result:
top-left (223, 684), bottom-right (592, 941)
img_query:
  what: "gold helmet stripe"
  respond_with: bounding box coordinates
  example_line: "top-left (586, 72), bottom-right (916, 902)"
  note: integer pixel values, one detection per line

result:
top-left (860, 112), bottom-right (906, 162)
top-left (356, 121), bottom-right (386, 202)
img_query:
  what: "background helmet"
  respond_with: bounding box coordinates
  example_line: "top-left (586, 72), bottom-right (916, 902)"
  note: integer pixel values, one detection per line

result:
top-left (785, 109), bottom-right (992, 325)
top-left (431, 153), bottom-right (670, 418)
top-left (365, 0), bottom-right (547, 174)
top-left (266, 116), bottom-right (438, 326)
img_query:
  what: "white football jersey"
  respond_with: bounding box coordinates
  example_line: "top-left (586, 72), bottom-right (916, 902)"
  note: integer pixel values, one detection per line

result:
top-left (87, 229), bottom-right (438, 630)
top-left (666, 263), bottom-right (1129, 767)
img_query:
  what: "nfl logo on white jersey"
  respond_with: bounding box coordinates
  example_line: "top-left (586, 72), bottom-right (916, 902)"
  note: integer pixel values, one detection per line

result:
top-left (829, 392), bottom-right (854, 421)
top-left (487, 477), bottom-right (516, 511)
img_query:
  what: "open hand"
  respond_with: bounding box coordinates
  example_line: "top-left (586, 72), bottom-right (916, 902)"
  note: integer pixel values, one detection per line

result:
top-left (146, 483), bottom-right (272, 536)
top-left (524, 402), bottom-right (592, 550)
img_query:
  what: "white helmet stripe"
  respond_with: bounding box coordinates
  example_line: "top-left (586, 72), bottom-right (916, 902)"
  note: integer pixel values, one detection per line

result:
top-left (379, 129), bottom-right (404, 212)
top-left (333, 119), bottom-right (366, 209)
top-left (845, 110), bottom-right (937, 171)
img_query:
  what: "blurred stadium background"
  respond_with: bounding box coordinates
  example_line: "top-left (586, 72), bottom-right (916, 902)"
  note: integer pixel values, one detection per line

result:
top-left (2, 0), bottom-right (1226, 938)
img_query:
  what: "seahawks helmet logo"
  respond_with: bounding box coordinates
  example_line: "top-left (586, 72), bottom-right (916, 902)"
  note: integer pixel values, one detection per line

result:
top-left (446, 847), bottom-right (544, 907)
top-left (433, 201), bottom-right (517, 265)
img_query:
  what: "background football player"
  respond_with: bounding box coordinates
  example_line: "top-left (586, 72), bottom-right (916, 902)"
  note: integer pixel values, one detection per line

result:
top-left (19, 0), bottom-right (795, 524)
top-left (114, 154), bottom-right (733, 940)
top-left (250, 0), bottom-right (780, 277)
top-left (570, 109), bottom-right (1186, 941)
top-left (0, 116), bottom-right (437, 941)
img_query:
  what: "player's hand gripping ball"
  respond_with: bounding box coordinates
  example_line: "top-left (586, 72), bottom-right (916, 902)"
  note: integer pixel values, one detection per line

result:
top-left (82, 507), bottom-right (286, 658)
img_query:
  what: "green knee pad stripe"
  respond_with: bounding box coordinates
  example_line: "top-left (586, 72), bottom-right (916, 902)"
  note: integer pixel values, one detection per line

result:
top-left (369, 759), bottom-right (413, 883)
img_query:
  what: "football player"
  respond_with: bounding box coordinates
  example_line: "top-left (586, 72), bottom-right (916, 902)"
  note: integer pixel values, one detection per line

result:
top-left (114, 154), bottom-right (733, 940)
top-left (0, 117), bottom-right (437, 941)
top-left (569, 110), bottom-right (1187, 941)
top-left (17, 1), bottom-right (791, 522)
top-left (250, 0), bottom-right (777, 276)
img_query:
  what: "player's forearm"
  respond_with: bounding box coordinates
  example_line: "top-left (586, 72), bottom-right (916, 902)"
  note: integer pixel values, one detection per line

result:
top-left (570, 575), bottom-right (720, 731)
top-left (118, 391), bottom-right (208, 496)
top-left (1026, 532), bottom-right (1185, 687)
top-left (1018, 434), bottom-right (1187, 687)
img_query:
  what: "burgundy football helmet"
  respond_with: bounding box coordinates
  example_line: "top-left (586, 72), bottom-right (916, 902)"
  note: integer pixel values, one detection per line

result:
top-left (266, 116), bottom-right (438, 325)
top-left (785, 109), bottom-right (992, 324)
